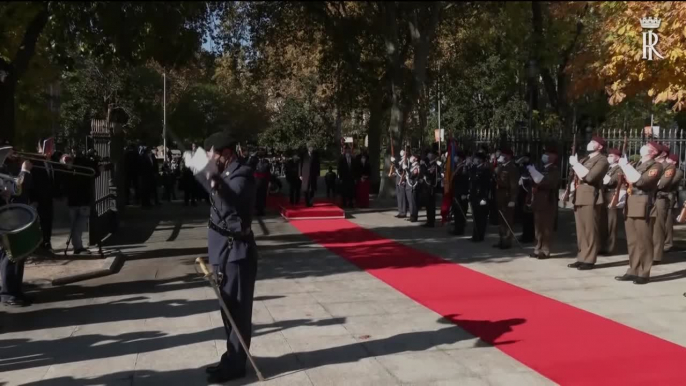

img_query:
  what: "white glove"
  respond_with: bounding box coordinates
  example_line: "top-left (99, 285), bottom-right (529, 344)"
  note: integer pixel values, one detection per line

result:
top-left (507, 201), bottom-right (515, 208)
top-left (465, 157), bottom-right (472, 165)
top-left (618, 157), bottom-right (628, 166)
top-left (401, 163), bottom-right (407, 170)
top-left (603, 175), bottom-right (611, 185)
top-left (461, 195), bottom-right (467, 200)
top-left (527, 164), bottom-right (535, 172)
top-left (437, 161), bottom-right (442, 166)
top-left (518, 177), bottom-right (524, 186)
top-left (391, 157), bottom-right (396, 162)
top-left (479, 199), bottom-right (487, 206)
top-left (569, 155), bottom-right (579, 166)
top-left (188, 146), bottom-right (217, 176)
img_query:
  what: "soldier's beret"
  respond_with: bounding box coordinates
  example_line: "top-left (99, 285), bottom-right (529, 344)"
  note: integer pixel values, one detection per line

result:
top-left (607, 148), bottom-right (621, 156)
top-left (500, 148), bottom-right (513, 156)
top-left (668, 154), bottom-right (679, 164)
top-left (660, 144), bottom-right (670, 156)
top-left (204, 131), bottom-right (237, 152)
top-left (647, 141), bottom-right (661, 152)
top-left (591, 135), bottom-right (606, 147)
top-left (545, 147), bottom-right (559, 155)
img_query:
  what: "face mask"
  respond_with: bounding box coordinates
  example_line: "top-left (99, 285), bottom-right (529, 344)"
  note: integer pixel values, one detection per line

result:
top-left (410, 157), bottom-right (416, 163)
top-left (608, 156), bottom-right (617, 164)
top-left (640, 146), bottom-right (651, 157)
top-left (361, 157), bottom-right (366, 163)
top-left (400, 150), bottom-right (405, 157)
top-left (308, 147), bottom-right (313, 153)
top-left (586, 142), bottom-right (597, 152)
top-left (497, 155), bottom-right (505, 164)
top-left (495, 151), bottom-right (502, 158)
top-left (541, 154), bottom-right (549, 164)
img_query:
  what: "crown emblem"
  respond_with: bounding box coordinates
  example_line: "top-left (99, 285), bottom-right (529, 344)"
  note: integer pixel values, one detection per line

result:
top-left (640, 17), bottom-right (661, 29)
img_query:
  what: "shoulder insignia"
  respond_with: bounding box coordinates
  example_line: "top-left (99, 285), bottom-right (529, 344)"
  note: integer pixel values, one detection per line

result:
top-left (666, 169), bottom-right (675, 177)
top-left (649, 169), bottom-right (658, 177)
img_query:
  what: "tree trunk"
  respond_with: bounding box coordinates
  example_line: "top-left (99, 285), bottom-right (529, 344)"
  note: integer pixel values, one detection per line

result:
top-left (368, 90), bottom-right (386, 196)
top-left (0, 78), bottom-right (16, 144)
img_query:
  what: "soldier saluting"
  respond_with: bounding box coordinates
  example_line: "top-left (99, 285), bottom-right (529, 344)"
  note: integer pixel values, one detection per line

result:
top-left (567, 135), bottom-right (609, 271)
top-left (526, 147), bottom-right (561, 260)
top-left (599, 148), bottom-right (624, 256)
top-left (493, 148), bottom-right (519, 249)
top-left (652, 144), bottom-right (673, 265)
top-left (192, 131), bottom-right (258, 382)
top-left (615, 141), bottom-right (662, 285)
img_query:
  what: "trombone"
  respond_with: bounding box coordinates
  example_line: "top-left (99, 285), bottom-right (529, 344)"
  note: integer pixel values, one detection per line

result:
top-left (2, 148), bottom-right (97, 178)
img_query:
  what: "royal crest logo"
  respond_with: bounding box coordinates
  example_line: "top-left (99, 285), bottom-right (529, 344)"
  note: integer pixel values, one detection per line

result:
top-left (641, 17), bottom-right (664, 60)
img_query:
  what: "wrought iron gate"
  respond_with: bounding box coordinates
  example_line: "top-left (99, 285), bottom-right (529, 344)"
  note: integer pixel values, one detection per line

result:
top-left (88, 119), bottom-right (118, 250)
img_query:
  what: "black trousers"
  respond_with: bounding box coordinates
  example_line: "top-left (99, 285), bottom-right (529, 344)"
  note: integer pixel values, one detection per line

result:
top-left (453, 198), bottom-right (469, 235)
top-left (425, 188), bottom-right (436, 225)
top-left (0, 249), bottom-right (25, 302)
top-left (396, 184), bottom-right (407, 216)
top-left (471, 202), bottom-right (490, 241)
top-left (37, 200), bottom-right (53, 247)
top-left (340, 180), bottom-right (354, 207)
top-left (405, 185), bottom-right (417, 219)
top-left (289, 180), bottom-right (301, 205)
top-left (126, 174), bottom-right (139, 204)
top-left (326, 184), bottom-right (335, 199)
top-left (255, 179), bottom-right (268, 215)
top-left (216, 256), bottom-right (258, 373)
top-left (520, 210), bottom-right (535, 241)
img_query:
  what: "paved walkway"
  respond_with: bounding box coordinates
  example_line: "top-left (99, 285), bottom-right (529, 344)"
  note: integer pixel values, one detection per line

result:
top-left (3, 197), bottom-right (686, 385)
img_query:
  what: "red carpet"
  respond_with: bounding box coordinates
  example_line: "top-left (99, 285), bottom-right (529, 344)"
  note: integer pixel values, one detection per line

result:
top-left (290, 219), bottom-right (686, 385)
top-left (280, 202), bottom-right (345, 220)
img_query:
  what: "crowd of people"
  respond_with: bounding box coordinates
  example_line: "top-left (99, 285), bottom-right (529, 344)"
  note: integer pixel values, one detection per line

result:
top-left (0, 141), bottom-right (101, 307)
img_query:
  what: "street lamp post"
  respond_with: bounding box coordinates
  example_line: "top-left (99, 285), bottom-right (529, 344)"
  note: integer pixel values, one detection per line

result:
top-left (163, 72), bottom-right (167, 162)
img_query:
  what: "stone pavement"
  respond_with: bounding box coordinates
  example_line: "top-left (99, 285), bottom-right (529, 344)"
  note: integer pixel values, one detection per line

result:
top-left (3, 196), bottom-right (686, 385)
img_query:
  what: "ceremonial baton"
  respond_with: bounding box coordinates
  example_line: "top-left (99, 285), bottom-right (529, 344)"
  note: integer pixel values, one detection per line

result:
top-left (498, 209), bottom-right (526, 251)
top-left (195, 257), bottom-right (265, 382)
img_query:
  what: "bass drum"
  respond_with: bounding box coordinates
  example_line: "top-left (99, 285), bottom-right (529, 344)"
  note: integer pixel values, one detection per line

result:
top-left (0, 204), bottom-right (43, 262)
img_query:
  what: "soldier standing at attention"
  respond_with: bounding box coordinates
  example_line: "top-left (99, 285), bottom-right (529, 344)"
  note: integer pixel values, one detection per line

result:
top-left (493, 148), bottom-right (519, 249)
top-left (527, 147), bottom-right (561, 259)
top-left (408, 154), bottom-right (422, 223)
top-left (516, 153), bottom-right (535, 243)
top-left (567, 136), bottom-right (609, 271)
top-left (664, 154), bottom-right (683, 253)
top-left (615, 141), bottom-right (662, 285)
top-left (193, 131), bottom-right (258, 382)
top-left (423, 150), bottom-right (440, 227)
top-left (599, 148), bottom-right (624, 256)
top-left (470, 152), bottom-right (492, 242)
top-left (451, 151), bottom-right (470, 235)
top-left (391, 150), bottom-right (408, 218)
top-left (653, 144), bottom-right (673, 265)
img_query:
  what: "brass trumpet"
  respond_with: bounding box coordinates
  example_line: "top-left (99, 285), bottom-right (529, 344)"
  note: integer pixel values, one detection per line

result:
top-left (5, 149), bottom-right (97, 177)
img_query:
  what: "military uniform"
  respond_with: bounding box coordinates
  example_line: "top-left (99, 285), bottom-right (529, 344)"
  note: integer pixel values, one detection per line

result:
top-left (254, 156), bottom-right (271, 216)
top-left (395, 156), bottom-right (409, 218)
top-left (653, 160), bottom-right (675, 263)
top-left (407, 158), bottom-right (421, 222)
top-left (568, 150), bottom-right (609, 269)
top-left (616, 154), bottom-right (662, 284)
top-left (423, 157), bottom-right (440, 227)
top-left (451, 159), bottom-right (470, 235)
top-left (599, 162), bottom-right (624, 255)
top-left (665, 160), bottom-right (683, 252)
top-left (470, 157), bottom-right (492, 241)
top-left (494, 154), bottom-right (519, 249)
top-left (198, 133), bottom-right (258, 382)
top-left (517, 157), bottom-right (535, 243)
top-left (529, 161), bottom-right (560, 259)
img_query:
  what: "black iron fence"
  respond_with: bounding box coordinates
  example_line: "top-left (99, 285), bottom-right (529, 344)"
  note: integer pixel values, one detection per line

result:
top-left (452, 126), bottom-right (686, 185)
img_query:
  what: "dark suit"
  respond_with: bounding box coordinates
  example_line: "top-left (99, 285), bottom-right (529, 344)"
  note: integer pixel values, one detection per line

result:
top-left (198, 160), bottom-right (258, 376)
top-left (285, 159), bottom-right (301, 205)
top-left (338, 154), bottom-right (355, 207)
top-left (299, 151), bottom-right (320, 207)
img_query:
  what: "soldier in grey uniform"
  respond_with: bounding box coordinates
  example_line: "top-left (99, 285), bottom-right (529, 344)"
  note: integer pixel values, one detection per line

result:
top-left (195, 131), bottom-right (258, 383)
top-left (391, 150), bottom-right (408, 218)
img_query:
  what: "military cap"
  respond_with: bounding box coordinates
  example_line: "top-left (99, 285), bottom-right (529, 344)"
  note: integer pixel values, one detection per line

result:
top-left (204, 131), bottom-right (237, 152)
top-left (607, 148), bottom-right (621, 157)
top-left (668, 154), bottom-right (679, 164)
top-left (591, 135), bottom-right (606, 148)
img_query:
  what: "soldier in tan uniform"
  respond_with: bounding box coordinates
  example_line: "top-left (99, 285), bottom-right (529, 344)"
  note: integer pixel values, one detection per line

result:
top-left (493, 148), bottom-right (519, 249)
top-left (615, 141), bottom-right (663, 285)
top-left (567, 136), bottom-right (609, 271)
top-left (664, 154), bottom-right (683, 253)
top-left (599, 148), bottom-right (624, 256)
top-left (653, 144), bottom-right (673, 265)
top-left (527, 147), bottom-right (561, 259)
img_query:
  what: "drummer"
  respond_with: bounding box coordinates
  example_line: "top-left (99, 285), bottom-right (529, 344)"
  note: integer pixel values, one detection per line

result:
top-left (0, 150), bottom-right (33, 307)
